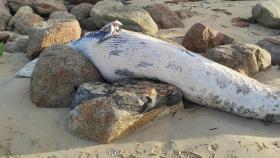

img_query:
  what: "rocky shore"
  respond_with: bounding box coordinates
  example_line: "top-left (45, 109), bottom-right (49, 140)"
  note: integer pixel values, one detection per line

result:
top-left (1, 0), bottom-right (280, 157)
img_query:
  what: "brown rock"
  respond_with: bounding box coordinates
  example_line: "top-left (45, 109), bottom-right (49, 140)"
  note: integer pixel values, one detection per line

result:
top-left (204, 43), bottom-right (271, 76)
top-left (0, 0), bottom-right (12, 31)
top-left (14, 13), bottom-right (44, 35)
top-left (68, 79), bottom-right (183, 143)
top-left (182, 23), bottom-right (235, 53)
top-left (145, 3), bottom-right (184, 29)
top-left (0, 31), bottom-right (10, 43)
top-left (26, 19), bottom-right (81, 59)
top-left (8, 6), bottom-right (35, 28)
top-left (32, 1), bottom-right (67, 17)
top-left (231, 17), bottom-right (250, 28)
top-left (31, 44), bottom-right (103, 108)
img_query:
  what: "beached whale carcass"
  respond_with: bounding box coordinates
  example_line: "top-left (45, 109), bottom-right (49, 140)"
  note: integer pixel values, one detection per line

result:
top-left (67, 21), bottom-right (280, 124)
top-left (18, 21), bottom-right (280, 123)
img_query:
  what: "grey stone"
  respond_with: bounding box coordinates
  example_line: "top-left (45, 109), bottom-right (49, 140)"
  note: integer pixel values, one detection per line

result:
top-left (257, 36), bottom-right (280, 65)
top-left (68, 79), bottom-right (183, 143)
top-left (252, 0), bottom-right (280, 28)
top-left (90, 0), bottom-right (158, 34)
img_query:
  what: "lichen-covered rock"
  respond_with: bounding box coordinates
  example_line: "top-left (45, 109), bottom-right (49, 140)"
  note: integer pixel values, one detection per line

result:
top-left (8, 6), bottom-right (35, 28)
top-left (14, 13), bottom-right (44, 35)
top-left (90, 0), bottom-right (158, 34)
top-left (182, 23), bottom-right (235, 53)
top-left (26, 19), bottom-right (81, 59)
top-left (204, 43), bottom-right (271, 76)
top-left (256, 36), bottom-right (280, 65)
top-left (145, 3), bottom-right (184, 29)
top-left (31, 44), bottom-right (103, 108)
top-left (68, 79), bottom-right (183, 143)
top-left (252, 0), bottom-right (280, 28)
top-left (49, 11), bottom-right (76, 19)
top-left (32, 1), bottom-right (67, 17)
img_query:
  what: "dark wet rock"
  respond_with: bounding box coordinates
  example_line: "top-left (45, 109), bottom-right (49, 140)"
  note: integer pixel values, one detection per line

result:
top-left (31, 44), bottom-right (103, 108)
top-left (90, 0), bottom-right (158, 34)
top-left (26, 19), bottom-right (81, 59)
top-left (182, 23), bottom-right (235, 53)
top-left (145, 3), bottom-right (184, 29)
top-left (252, 0), bottom-right (280, 28)
top-left (68, 79), bottom-right (183, 143)
top-left (256, 36), bottom-right (280, 65)
top-left (7, 0), bottom-right (34, 13)
top-left (49, 11), bottom-right (76, 19)
top-left (204, 43), bottom-right (271, 76)
top-left (32, 1), bottom-right (67, 17)
top-left (70, 3), bottom-right (95, 30)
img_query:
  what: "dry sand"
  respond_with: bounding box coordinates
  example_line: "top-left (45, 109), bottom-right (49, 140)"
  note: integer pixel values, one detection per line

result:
top-left (1, 0), bottom-right (280, 157)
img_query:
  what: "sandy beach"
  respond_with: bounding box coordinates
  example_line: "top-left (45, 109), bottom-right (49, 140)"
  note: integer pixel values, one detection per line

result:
top-left (1, 0), bottom-right (280, 157)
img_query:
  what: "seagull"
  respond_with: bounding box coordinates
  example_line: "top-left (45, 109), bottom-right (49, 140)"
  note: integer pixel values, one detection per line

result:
top-left (98, 20), bottom-right (123, 43)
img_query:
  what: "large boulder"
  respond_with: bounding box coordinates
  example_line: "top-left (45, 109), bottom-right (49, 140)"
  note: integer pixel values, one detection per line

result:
top-left (204, 43), bottom-right (271, 76)
top-left (8, 6), bottom-right (35, 28)
top-left (26, 19), bottom-right (81, 59)
top-left (49, 11), bottom-right (76, 19)
top-left (32, 1), bottom-right (68, 17)
top-left (68, 79), bottom-right (183, 143)
top-left (0, 0), bottom-right (12, 31)
top-left (182, 23), bottom-right (235, 53)
top-left (145, 3), bottom-right (184, 29)
top-left (31, 44), bottom-right (103, 108)
top-left (90, 0), bottom-right (158, 34)
top-left (14, 13), bottom-right (44, 35)
top-left (252, 0), bottom-right (280, 28)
